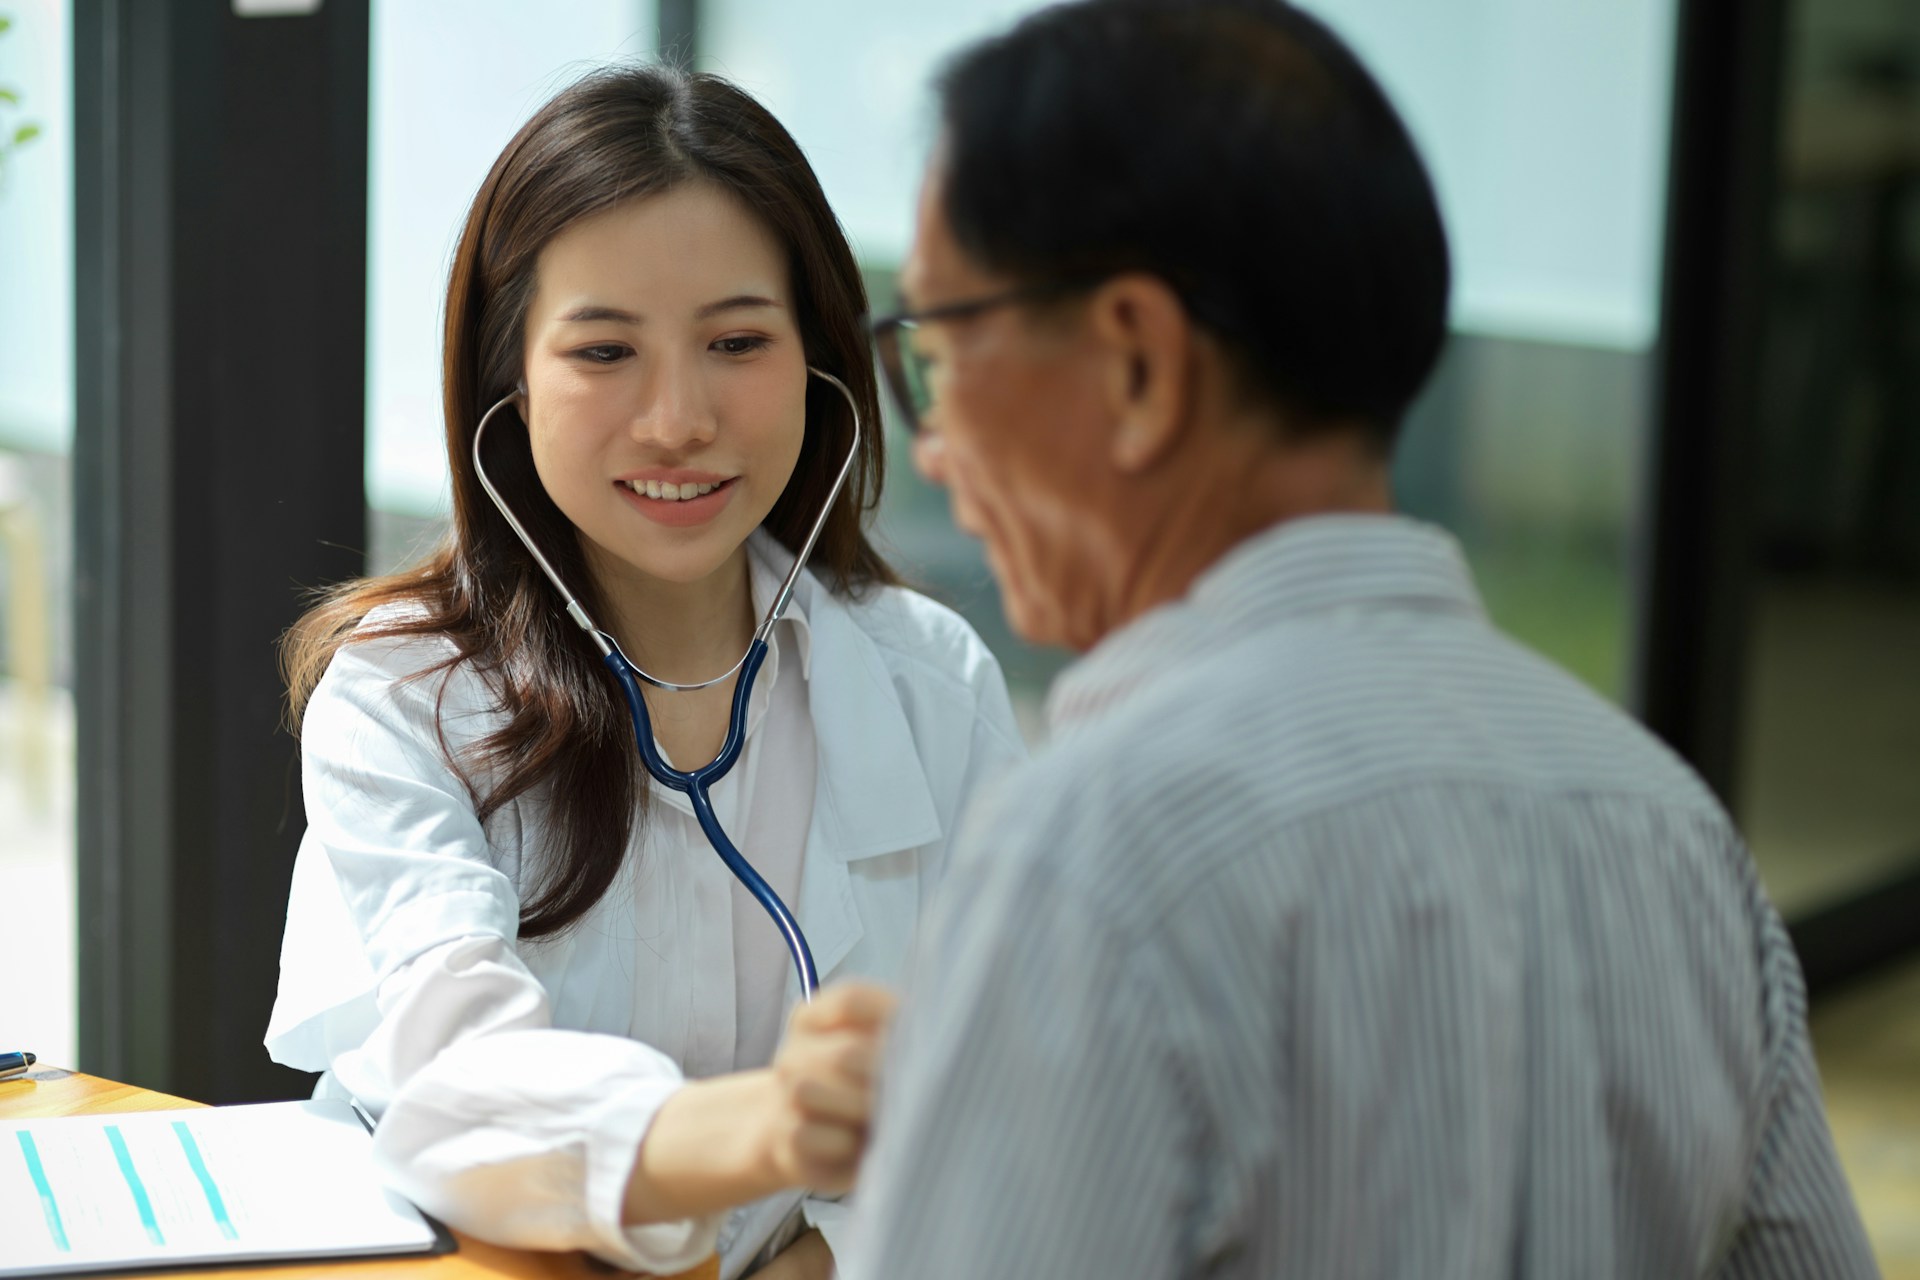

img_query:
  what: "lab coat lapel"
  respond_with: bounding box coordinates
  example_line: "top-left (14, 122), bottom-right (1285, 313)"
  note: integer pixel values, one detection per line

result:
top-left (789, 573), bottom-right (943, 985)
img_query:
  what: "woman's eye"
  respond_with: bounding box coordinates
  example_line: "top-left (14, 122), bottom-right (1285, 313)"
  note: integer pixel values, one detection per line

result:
top-left (713, 335), bottom-right (770, 356)
top-left (575, 344), bottom-right (630, 365)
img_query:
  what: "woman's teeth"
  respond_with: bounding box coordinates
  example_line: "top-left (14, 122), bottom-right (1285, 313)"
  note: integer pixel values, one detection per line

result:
top-left (626, 479), bottom-right (720, 502)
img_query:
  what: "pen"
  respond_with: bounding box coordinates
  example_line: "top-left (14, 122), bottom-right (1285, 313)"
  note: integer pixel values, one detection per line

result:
top-left (0, 1051), bottom-right (37, 1079)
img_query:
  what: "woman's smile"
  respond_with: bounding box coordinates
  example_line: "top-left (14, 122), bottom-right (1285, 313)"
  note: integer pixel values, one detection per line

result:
top-left (615, 473), bottom-right (740, 526)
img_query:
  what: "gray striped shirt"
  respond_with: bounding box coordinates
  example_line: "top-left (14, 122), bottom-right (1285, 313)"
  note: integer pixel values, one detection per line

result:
top-left (843, 515), bottom-right (1876, 1279)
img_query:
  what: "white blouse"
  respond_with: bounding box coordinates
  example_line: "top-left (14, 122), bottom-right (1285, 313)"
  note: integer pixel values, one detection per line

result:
top-left (265, 534), bottom-right (1026, 1276)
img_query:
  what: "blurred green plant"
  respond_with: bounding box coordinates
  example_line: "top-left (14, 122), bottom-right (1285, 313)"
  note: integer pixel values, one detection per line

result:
top-left (0, 13), bottom-right (43, 192)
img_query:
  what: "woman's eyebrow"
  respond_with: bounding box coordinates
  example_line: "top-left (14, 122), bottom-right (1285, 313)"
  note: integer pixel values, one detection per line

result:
top-left (557, 304), bottom-right (643, 324)
top-left (695, 294), bottom-right (783, 319)
top-left (554, 296), bottom-right (783, 324)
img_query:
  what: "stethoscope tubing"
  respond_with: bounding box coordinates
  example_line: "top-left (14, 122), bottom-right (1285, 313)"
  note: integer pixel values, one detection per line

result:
top-left (605, 641), bottom-right (821, 997)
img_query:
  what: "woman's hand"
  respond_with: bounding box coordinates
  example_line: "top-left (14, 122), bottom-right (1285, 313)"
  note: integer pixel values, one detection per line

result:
top-left (760, 981), bottom-right (898, 1195)
top-left (623, 981), bottom-right (898, 1226)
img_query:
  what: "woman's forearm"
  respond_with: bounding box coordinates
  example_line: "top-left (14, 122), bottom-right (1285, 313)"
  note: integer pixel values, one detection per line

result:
top-left (623, 1070), bottom-right (784, 1224)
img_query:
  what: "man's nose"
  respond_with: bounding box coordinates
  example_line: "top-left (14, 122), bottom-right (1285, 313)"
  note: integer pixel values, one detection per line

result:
top-left (629, 355), bottom-right (718, 451)
top-left (911, 431), bottom-right (949, 487)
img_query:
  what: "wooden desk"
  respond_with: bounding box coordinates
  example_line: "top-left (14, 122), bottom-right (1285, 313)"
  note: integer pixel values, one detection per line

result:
top-left (0, 1067), bottom-right (720, 1280)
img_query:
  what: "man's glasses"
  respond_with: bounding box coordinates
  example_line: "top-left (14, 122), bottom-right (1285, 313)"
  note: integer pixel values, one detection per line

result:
top-left (868, 278), bottom-right (1102, 435)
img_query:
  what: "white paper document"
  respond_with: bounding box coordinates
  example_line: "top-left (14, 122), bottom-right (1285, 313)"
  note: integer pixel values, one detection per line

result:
top-left (0, 1099), bottom-right (441, 1276)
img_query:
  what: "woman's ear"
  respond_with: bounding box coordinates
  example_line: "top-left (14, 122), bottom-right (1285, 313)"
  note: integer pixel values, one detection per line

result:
top-left (1087, 274), bottom-right (1195, 473)
top-left (513, 380), bottom-right (529, 417)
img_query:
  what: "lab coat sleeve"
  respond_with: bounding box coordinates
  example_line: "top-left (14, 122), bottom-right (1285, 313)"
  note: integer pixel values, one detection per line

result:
top-left (355, 939), bottom-right (720, 1271)
top-left (278, 635), bottom-right (723, 1273)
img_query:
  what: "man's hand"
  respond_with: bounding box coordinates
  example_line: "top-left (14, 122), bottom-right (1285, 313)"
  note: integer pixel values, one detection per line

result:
top-left (760, 981), bottom-right (898, 1194)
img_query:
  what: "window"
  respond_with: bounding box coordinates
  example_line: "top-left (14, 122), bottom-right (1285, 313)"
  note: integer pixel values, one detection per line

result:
top-left (706, 0), bottom-right (1678, 722)
top-left (0, 0), bottom-right (75, 1068)
top-left (365, 0), bottom-right (658, 569)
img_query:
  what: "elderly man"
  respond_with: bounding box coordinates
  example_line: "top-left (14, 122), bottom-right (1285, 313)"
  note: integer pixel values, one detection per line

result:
top-left (842, 1), bottom-right (1875, 1277)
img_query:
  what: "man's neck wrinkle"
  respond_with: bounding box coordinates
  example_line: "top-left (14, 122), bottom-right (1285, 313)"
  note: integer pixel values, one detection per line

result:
top-left (1104, 487), bottom-right (1240, 641)
top-left (1105, 443), bottom-right (1391, 640)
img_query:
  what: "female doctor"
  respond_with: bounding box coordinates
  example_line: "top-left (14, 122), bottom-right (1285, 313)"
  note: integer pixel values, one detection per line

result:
top-left (265, 66), bottom-right (1024, 1280)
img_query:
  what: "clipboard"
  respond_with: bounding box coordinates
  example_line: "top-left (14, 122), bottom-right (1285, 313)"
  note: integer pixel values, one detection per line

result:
top-left (1, 1099), bottom-right (455, 1276)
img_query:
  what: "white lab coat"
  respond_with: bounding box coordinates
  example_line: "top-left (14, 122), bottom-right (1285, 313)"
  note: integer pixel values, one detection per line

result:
top-left (264, 533), bottom-right (1026, 1275)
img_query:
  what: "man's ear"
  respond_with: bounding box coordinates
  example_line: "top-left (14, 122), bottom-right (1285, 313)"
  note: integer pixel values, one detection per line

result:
top-left (1087, 274), bottom-right (1195, 473)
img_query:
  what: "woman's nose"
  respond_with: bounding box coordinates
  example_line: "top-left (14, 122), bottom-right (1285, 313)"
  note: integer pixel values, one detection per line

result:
top-left (629, 356), bottom-right (718, 450)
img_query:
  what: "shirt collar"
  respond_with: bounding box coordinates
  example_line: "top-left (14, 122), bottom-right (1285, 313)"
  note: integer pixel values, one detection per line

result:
top-left (1047, 514), bottom-right (1485, 732)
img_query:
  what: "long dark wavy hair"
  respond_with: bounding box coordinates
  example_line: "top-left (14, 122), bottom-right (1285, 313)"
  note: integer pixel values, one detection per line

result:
top-left (283, 65), bottom-right (895, 939)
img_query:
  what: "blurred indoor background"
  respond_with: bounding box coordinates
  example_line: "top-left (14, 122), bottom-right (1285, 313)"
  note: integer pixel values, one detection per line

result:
top-left (1, 0), bottom-right (1915, 1270)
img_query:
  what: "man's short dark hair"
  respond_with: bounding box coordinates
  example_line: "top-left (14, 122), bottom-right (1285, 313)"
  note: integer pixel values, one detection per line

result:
top-left (937, 0), bottom-right (1451, 450)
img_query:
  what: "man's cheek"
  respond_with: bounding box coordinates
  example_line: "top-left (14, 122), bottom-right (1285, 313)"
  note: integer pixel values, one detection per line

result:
top-left (941, 451), bottom-right (997, 539)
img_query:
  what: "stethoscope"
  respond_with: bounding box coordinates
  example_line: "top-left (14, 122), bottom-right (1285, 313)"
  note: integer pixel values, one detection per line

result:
top-left (471, 367), bottom-right (864, 1002)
